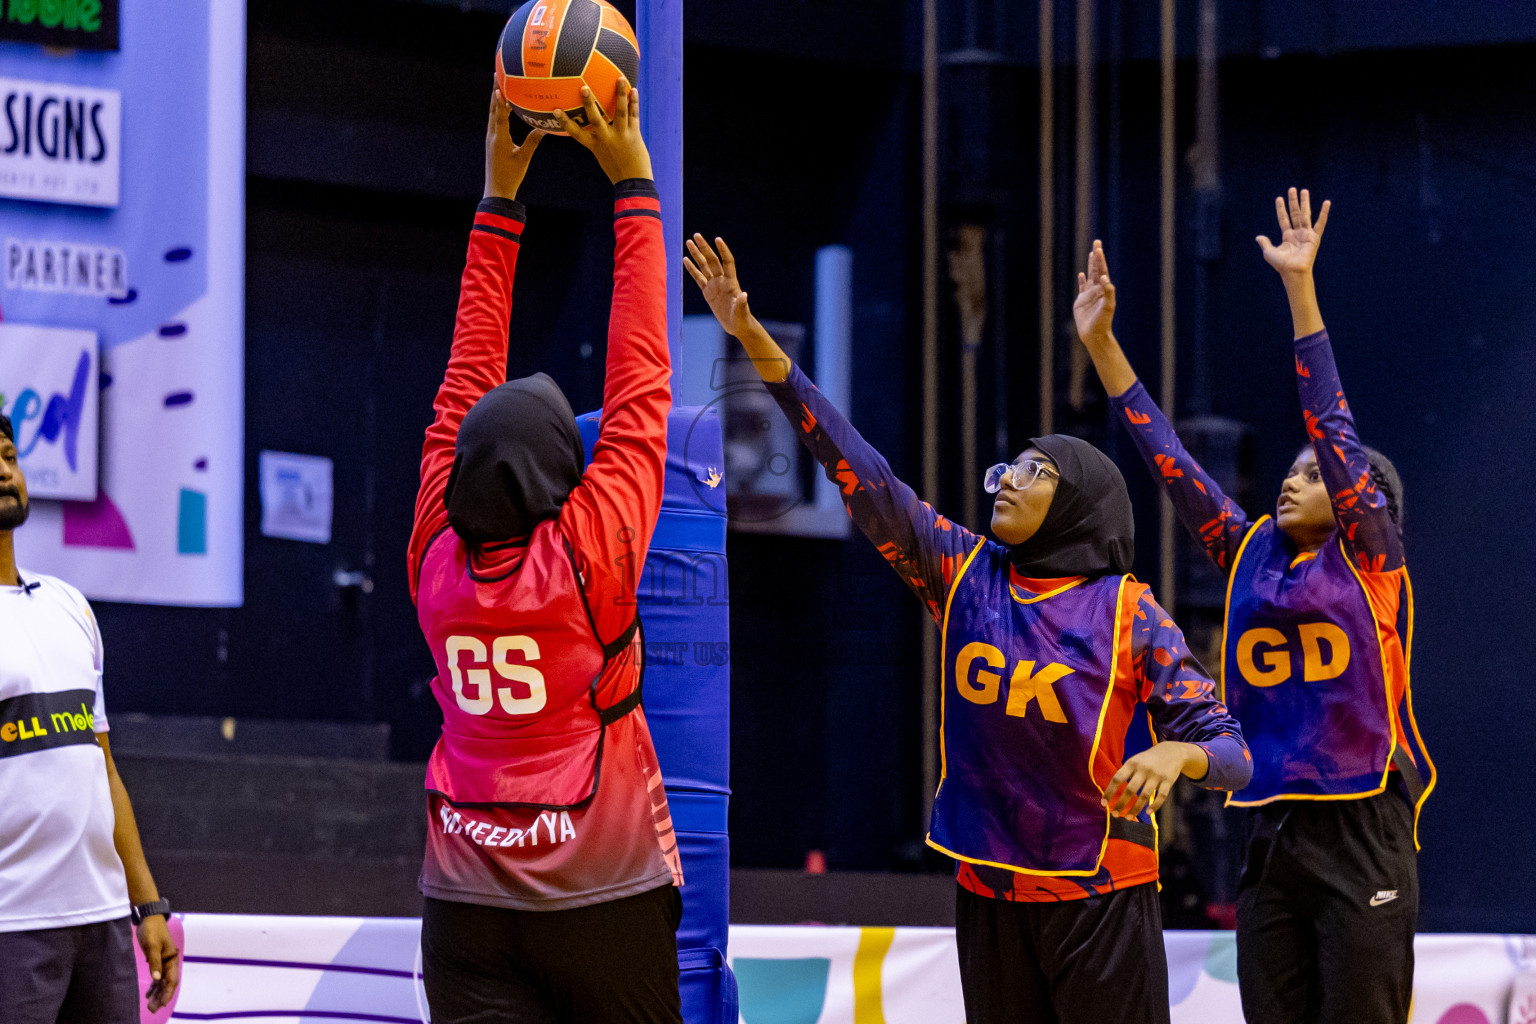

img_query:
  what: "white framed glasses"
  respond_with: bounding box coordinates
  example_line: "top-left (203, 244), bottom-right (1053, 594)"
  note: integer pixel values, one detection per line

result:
top-left (984, 457), bottom-right (1055, 494)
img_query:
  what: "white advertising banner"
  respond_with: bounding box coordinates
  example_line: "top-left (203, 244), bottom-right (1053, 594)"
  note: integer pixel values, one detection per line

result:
top-left (119, 915), bottom-right (1536, 1024)
top-left (728, 926), bottom-right (1536, 1024)
top-left (0, 0), bottom-right (244, 605)
top-left (0, 321), bottom-right (98, 500)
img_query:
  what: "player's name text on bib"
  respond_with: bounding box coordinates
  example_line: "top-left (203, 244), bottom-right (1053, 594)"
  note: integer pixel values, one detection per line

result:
top-left (438, 805), bottom-right (578, 849)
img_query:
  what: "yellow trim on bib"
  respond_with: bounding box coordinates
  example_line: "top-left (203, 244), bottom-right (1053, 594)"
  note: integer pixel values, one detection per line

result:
top-left (1227, 789), bottom-right (1390, 809)
top-left (1009, 576), bottom-right (1089, 605)
top-left (1221, 526), bottom-right (1422, 815)
top-left (1218, 518), bottom-right (1270, 708)
top-left (1399, 570), bottom-right (1436, 849)
top-left (1338, 555), bottom-right (1436, 849)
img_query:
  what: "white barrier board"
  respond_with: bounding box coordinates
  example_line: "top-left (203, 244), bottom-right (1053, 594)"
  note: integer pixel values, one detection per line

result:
top-left (124, 914), bottom-right (1536, 1024)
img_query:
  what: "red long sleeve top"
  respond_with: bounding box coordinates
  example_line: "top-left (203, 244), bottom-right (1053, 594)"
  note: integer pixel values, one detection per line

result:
top-left (408, 185), bottom-right (682, 910)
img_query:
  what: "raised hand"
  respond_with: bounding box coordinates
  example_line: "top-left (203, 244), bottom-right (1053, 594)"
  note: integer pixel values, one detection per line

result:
top-left (1256, 187), bottom-right (1331, 278)
top-left (484, 89), bottom-right (543, 200)
top-left (1073, 239), bottom-right (1117, 346)
top-left (684, 234), bottom-right (755, 339)
top-left (554, 79), bottom-right (653, 184)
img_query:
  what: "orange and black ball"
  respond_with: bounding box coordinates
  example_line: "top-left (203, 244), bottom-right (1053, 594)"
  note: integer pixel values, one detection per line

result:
top-left (495, 0), bottom-right (641, 136)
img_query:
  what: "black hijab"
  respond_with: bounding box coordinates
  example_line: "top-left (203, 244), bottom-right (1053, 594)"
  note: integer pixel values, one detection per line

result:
top-left (444, 373), bottom-right (585, 545)
top-left (1006, 433), bottom-right (1135, 579)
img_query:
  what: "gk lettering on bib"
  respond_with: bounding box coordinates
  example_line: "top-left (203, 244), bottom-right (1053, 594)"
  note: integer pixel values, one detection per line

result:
top-left (929, 540), bottom-right (1128, 875)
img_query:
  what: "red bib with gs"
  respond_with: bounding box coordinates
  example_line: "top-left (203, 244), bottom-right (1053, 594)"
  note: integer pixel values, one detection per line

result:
top-left (417, 518), bottom-right (642, 810)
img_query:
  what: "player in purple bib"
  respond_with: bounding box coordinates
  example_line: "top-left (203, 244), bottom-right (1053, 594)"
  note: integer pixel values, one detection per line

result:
top-left (1223, 515), bottom-right (1403, 803)
top-left (1077, 190), bottom-right (1434, 1024)
top-left (935, 564), bottom-right (1133, 875)
top-left (685, 235), bottom-right (1251, 1024)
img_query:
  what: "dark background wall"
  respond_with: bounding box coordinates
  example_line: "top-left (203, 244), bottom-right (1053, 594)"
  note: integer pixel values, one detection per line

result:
top-left (91, 0), bottom-right (1536, 932)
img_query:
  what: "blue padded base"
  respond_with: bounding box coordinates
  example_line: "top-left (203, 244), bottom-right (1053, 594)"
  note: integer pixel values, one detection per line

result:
top-left (679, 947), bottom-right (739, 1024)
top-left (669, 790), bottom-right (729, 953)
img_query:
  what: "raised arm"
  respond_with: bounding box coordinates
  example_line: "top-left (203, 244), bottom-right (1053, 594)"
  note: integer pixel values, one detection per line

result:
top-left (684, 235), bottom-right (978, 622)
top-left (408, 92), bottom-right (543, 599)
top-left (552, 82), bottom-right (673, 643)
top-left (1074, 241), bottom-right (1252, 573)
top-left (1104, 586), bottom-right (1252, 818)
top-left (1257, 189), bottom-right (1403, 572)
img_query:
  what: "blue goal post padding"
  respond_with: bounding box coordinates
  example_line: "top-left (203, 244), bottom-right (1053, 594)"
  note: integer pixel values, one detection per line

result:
top-left (679, 945), bottom-right (739, 1024)
top-left (578, 407), bottom-right (731, 957)
top-left (576, 407), bottom-right (730, 793)
top-left (671, 790), bottom-right (730, 953)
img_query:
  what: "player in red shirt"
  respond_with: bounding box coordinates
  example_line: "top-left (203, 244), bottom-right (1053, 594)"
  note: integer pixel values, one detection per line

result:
top-left (408, 86), bottom-right (681, 1024)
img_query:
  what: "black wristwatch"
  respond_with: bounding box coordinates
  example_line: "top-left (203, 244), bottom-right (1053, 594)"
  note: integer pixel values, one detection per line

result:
top-left (130, 897), bottom-right (171, 926)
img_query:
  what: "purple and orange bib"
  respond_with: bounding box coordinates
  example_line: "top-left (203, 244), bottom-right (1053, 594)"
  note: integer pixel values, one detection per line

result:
top-left (1222, 517), bottom-right (1434, 834)
top-left (930, 540), bottom-right (1132, 875)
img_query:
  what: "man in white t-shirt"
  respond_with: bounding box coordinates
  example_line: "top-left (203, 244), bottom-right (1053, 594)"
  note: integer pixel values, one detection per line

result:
top-left (0, 414), bottom-right (181, 1021)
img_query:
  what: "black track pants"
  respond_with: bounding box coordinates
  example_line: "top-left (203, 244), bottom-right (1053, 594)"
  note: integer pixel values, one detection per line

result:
top-left (1236, 789), bottom-right (1418, 1024)
top-left (421, 884), bottom-right (684, 1024)
top-left (956, 881), bottom-right (1171, 1024)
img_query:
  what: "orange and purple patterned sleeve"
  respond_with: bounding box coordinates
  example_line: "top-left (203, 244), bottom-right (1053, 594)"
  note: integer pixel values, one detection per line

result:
top-left (764, 364), bottom-right (979, 623)
top-left (1110, 382), bottom-right (1252, 576)
top-left (1294, 330), bottom-right (1404, 573)
top-left (1131, 588), bottom-right (1251, 791)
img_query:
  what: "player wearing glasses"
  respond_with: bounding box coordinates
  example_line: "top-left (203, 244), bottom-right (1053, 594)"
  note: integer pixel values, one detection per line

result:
top-left (685, 235), bottom-right (1251, 1024)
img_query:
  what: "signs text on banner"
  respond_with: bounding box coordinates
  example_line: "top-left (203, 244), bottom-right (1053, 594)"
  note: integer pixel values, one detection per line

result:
top-left (0, 76), bottom-right (121, 208)
top-left (0, 0), bottom-right (119, 51)
top-left (0, 322), bottom-right (99, 501)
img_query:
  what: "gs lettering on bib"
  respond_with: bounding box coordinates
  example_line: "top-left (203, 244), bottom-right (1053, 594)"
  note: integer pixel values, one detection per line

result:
top-left (417, 518), bottom-right (641, 811)
top-left (1223, 517), bottom-right (1398, 805)
top-left (928, 540), bottom-right (1129, 875)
